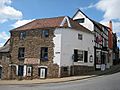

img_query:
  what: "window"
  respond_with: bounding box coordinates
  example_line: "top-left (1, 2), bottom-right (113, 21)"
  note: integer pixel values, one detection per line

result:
top-left (18, 47), bottom-right (25, 59)
top-left (75, 18), bottom-right (85, 23)
top-left (41, 47), bottom-right (48, 61)
top-left (84, 51), bottom-right (88, 63)
top-left (63, 67), bottom-right (68, 72)
top-left (20, 32), bottom-right (26, 40)
top-left (74, 49), bottom-right (84, 62)
top-left (27, 66), bottom-right (32, 76)
top-left (42, 30), bottom-right (49, 37)
top-left (78, 50), bottom-right (84, 61)
top-left (78, 34), bottom-right (82, 40)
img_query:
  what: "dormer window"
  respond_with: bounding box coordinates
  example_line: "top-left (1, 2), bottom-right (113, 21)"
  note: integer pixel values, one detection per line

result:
top-left (75, 18), bottom-right (85, 23)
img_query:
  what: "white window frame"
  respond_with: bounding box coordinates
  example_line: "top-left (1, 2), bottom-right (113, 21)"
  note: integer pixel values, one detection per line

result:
top-left (27, 66), bottom-right (32, 76)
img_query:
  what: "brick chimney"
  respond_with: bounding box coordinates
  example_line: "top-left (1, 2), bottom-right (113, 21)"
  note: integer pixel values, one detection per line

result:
top-left (108, 20), bottom-right (113, 49)
top-left (109, 20), bottom-right (112, 32)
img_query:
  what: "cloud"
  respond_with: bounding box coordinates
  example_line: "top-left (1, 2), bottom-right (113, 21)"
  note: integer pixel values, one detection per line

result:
top-left (95, 0), bottom-right (120, 45)
top-left (0, 31), bottom-right (9, 40)
top-left (80, 3), bottom-right (95, 10)
top-left (0, 0), bottom-right (22, 23)
top-left (0, 31), bottom-right (9, 47)
top-left (100, 20), bottom-right (120, 33)
top-left (12, 19), bottom-right (34, 28)
top-left (96, 0), bottom-right (120, 20)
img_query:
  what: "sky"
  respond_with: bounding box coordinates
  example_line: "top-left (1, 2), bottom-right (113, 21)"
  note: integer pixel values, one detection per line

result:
top-left (0, 0), bottom-right (120, 47)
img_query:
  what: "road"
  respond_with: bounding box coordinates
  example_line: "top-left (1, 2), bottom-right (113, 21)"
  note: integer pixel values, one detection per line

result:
top-left (0, 72), bottom-right (120, 90)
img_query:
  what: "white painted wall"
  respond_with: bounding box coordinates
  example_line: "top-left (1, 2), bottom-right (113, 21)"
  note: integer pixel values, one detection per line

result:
top-left (53, 30), bottom-right (62, 66)
top-left (53, 28), bottom-right (94, 67)
top-left (73, 11), bottom-right (94, 31)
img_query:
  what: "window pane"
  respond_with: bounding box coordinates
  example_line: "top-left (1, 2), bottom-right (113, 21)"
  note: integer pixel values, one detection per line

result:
top-left (42, 30), bottom-right (49, 37)
top-left (18, 48), bottom-right (25, 59)
top-left (84, 51), bottom-right (88, 63)
top-left (75, 18), bottom-right (85, 23)
top-left (20, 32), bottom-right (26, 40)
top-left (41, 47), bottom-right (48, 60)
top-left (78, 34), bottom-right (82, 40)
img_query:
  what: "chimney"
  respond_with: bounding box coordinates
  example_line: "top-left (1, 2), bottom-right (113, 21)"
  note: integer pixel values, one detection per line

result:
top-left (109, 20), bottom-right (112, 32)
top-left (108, 20), bottom-right (113, 49)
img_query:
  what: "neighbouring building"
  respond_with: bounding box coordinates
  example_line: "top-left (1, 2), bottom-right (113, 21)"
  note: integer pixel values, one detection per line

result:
top-left (112, 33), bottom-right (119, 65)
top-left (0, 39), bottom-right (10, 79)
top-left (73, 9), bottom-right (113, 70)
top-left (8, 16), bottom-right (95, 80)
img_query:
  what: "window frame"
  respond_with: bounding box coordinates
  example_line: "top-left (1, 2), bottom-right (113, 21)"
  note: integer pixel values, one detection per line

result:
top-left (18, 47), bottom-right (25, 60)
top-left (19, 32), bottom-right (26, 40)
top-left (42, 30), bottom-right (49, 38)
top-left (27, 66), bottom-right (32, 76)
top-left (41, 47), bottom-right (48, 61)
top-left (74, 49), bottom-right (84, 62)
top-left (78, 34), bottom-right (82, 40)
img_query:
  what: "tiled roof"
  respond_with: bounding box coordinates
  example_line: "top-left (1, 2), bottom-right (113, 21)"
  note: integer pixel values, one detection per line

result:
top-left (10, 16), bottom-right (93, 34)
top-left (11, 16), bottom-right (65, 31)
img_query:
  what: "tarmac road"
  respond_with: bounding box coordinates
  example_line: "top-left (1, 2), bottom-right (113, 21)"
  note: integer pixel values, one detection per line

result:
top-left (0, 72), bottom-right (120, 90)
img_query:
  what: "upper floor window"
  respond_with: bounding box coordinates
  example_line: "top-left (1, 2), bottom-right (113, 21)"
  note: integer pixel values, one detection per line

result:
top-left (78, 34), bottom-right (82, 40)
top-left (75, 18), bottom-right (85, 23)
top-left (42, 30), bottom-right (49, 38)
top-left (41, 47), bottom-right (48, 61)
top-left (20, 32), bottom-right (26, 40)
top-left (18, 47), bottom-right (25, 59)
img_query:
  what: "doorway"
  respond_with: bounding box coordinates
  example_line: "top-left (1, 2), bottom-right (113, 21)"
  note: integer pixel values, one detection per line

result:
top-left (0, 67), bottom-right (2, 79)
top-left (38, 67), bottom-right (47, 79)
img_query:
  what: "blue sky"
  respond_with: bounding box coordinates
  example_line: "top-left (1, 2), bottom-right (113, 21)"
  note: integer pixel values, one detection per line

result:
top-left (0, 0), bottom-right (120, 47)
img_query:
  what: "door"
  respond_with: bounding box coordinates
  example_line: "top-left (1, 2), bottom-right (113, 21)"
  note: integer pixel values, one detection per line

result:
top-left (0, 67), bottom-right (2, 79)
top-left (39, 67), bottom-right (47, 79)
top-left (18, 65), bottom-right (24, 76)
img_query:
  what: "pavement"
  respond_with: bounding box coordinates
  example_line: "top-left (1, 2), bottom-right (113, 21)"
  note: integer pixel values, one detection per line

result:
top-left (0, 64), bottom-right (120, 85)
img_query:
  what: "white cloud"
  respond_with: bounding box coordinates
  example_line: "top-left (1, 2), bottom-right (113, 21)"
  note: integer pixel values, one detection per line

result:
top-left (95, 0), bottom-right (120, 46)
top-left (12, 19), bottom-right (34, 28)
top-left (0, 0), bottom-right (22, 23)
top-left (80, 3), bottom-right (95, 10)
top-left (96, 0), bottom-right (120, 20)
top-left (0, 31), bottom-right (9, 47)
top-left (100, 20), bottom-right (120, 33)
top-left (0, 31), bottom-right (9, 40)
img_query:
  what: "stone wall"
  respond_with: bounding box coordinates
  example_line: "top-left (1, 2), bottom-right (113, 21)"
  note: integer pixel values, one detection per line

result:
top-left (10, 29), bottom-right (59, 79)
top-left (0, 53), bottom-right (10, 80)
top-left (71, 65), bottom-right (95, 76)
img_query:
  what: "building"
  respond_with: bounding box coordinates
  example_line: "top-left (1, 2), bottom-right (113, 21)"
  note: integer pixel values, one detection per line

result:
top-left (8, 16), bottom-right (95, 80)
top-left (73, 9), bottom-right (113, 70)
top-left (112, 33), bottom-right (119, 65)
top-left (0, 39), bottom-right (10, 79)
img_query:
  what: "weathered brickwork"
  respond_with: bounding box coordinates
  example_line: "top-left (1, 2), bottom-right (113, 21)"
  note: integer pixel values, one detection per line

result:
top-left (10, 29), bottom-right (59, 79)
